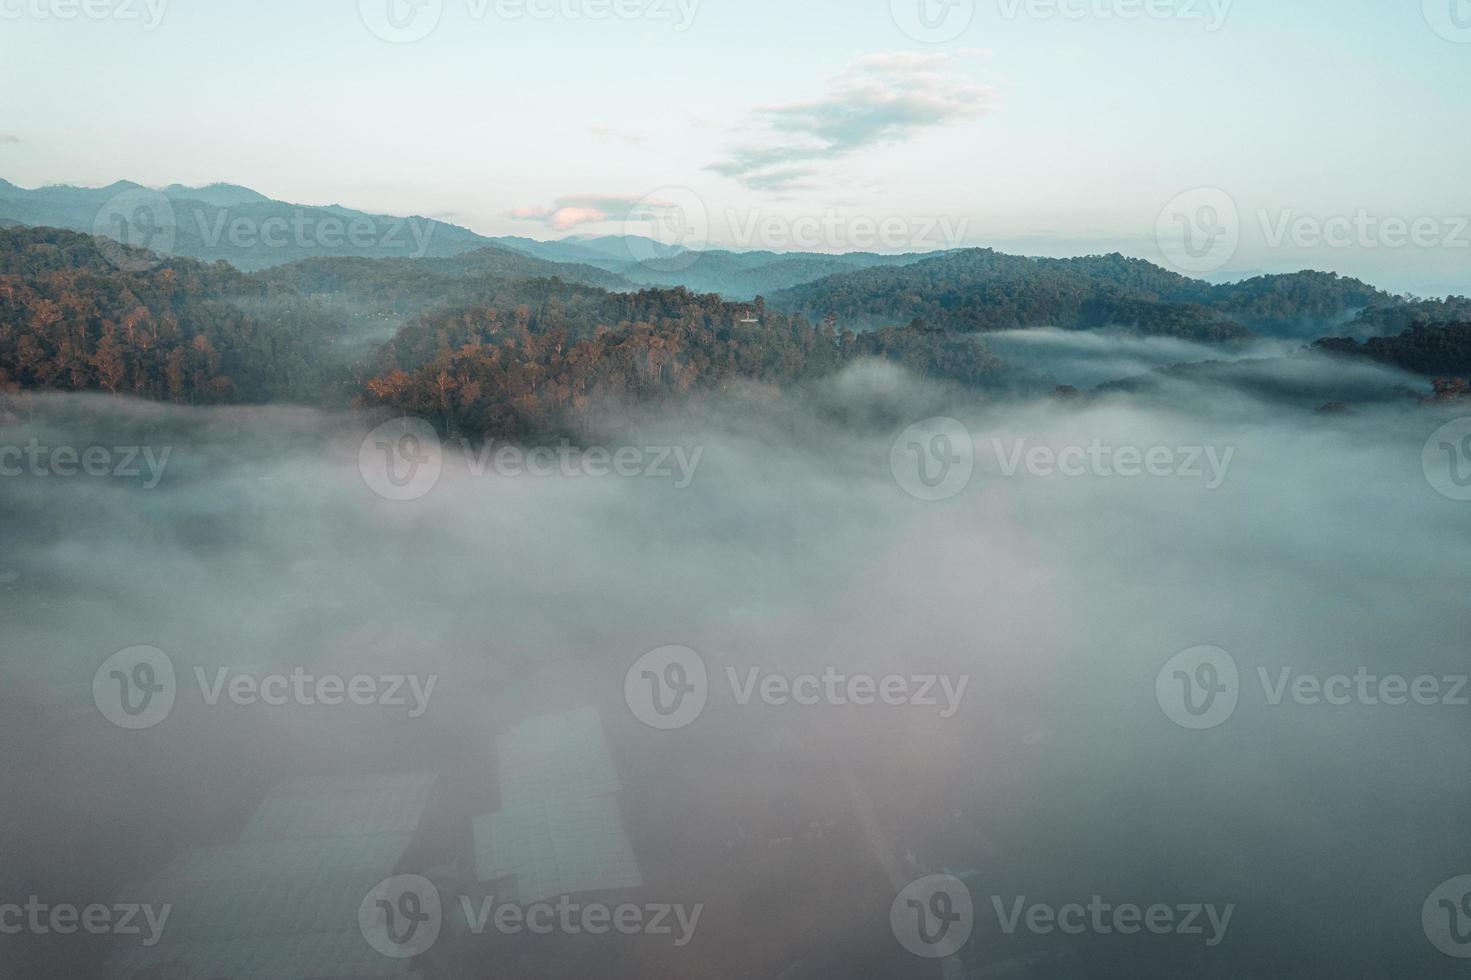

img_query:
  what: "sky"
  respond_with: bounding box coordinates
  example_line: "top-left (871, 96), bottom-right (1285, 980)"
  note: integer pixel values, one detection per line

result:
top-left (2, 0), bottom-right (1470, 293)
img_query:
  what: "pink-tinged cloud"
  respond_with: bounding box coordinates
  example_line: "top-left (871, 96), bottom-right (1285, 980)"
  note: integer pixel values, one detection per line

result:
top-left (548, 206), bottom-right (609, 230)
top-left (509, 195), bottom-right (650, 231)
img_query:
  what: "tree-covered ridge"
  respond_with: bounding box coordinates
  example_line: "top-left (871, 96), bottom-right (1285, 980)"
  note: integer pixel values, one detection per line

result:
top-left (0, 227), bottom-right (1003, 435)
top-left (0, 226), bottom-right (296, 403)
top-left (254, 249), bottom-right (629, 316)
top-left (1205, 271), bottom-right (1386, 327)
top-left (769, 248), bottom-right (1396, 339)
top-left (360, 290), bottom-right (1001, 437)
top-left (1340, 296), bottom-right (1471, 337)
top-left (1314, 320), bottom-right (1471, 378)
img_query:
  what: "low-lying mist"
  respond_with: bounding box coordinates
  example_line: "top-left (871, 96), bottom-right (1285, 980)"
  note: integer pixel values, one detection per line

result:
top-left (981, 328), bottom-right (1299, 391)
top-left (2, 362), bottom-right (1469, 979)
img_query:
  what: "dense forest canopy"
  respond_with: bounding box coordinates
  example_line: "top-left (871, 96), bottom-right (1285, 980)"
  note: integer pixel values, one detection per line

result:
top-left (769, 248), bottom-right (1400, 340)
top-left (1, 225), bottom-right (1466, 435)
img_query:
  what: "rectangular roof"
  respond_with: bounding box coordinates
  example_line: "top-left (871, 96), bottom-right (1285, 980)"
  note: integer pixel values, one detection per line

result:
top-left (473, 797), bottom-right (642, 904)
top-left (496, 707), bottom-right (621, 807)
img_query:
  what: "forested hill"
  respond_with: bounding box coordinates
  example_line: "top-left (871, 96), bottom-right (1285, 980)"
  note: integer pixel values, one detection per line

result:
top-left (360, 292), bottom-right (1001, 438)
top-left (255, 247), bottom-right (631, 302)
top-left (1314, 320), bottom-right (1471, 378)
top-left (770, 248), bottom-right (1396, 339)
top-left (0, 225), bottom-right (325, 403)
top-left (0, 227), bottom-right (1000, 432)
top-left (4, 225), bottom-right (1463, 435)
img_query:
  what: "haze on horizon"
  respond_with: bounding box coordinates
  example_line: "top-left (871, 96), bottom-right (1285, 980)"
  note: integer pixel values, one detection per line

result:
top-left (2, 0), bottom-right (1470, 295)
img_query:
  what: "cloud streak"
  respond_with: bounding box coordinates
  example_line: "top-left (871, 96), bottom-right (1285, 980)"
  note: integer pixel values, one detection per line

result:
top-left (709, 53), bottom-right (995, 192)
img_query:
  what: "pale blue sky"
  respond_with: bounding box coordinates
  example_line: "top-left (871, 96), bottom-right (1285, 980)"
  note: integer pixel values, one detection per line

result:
top-left (2, 0), bottom-right (1469, 293)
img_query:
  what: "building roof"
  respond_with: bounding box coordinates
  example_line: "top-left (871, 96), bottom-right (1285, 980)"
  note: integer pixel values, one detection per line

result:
top-left (240, 771), bottom-right (439, 841)
top-left (474, 797), bottom-right (643, 904)
top-left (495, 706), bottom-right (622, 807)
top-left (110, 772), bottom-right (437, 980)
top-left (473, 708), bottom-right (642, 902)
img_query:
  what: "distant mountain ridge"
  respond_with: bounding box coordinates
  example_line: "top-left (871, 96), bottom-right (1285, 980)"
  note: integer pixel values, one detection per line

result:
top-left (484, 234), bottom-right (938, 299)
top-left (770, 248), bottom-right (1401, 341)
top-left (1, 224), bottom-right (1464, 425)
top-left (0, 180), bottom-right (498, 271)
top-left (0, 180), bottom-right (1443, 347)
top-left (0, 180), bottom-right (932, 296)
